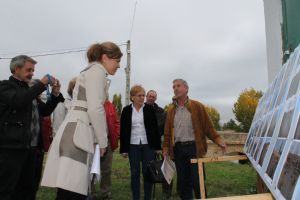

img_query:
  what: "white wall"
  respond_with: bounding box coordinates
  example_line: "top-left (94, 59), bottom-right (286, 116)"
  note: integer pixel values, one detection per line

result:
top-left (263, 0), bottom-right (283, 84)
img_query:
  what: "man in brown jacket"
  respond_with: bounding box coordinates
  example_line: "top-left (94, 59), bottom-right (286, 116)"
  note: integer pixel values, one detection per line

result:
top-left (163, 79), bottom-right (227, 199)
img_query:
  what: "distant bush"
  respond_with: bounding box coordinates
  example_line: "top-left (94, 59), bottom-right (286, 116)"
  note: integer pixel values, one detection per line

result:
top-left (205, 105), bottom-right (221, 131)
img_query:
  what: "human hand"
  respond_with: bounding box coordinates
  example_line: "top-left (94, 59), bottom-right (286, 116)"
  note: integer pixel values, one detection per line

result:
top-left (219, 143), bottom-right (228, 153)
top-left (51, 79), bottom-right (61, 96)
top-left (122, 153), bottom-right (128, 158)
top-left (162, 151), bottom-right (169, 158)
top-left (40, 74), bottom-right (56, 86)
top-left (100, 148), bottom-right (107, 157)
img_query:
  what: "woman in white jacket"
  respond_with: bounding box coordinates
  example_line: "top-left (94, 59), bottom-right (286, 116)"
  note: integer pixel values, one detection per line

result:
top-left (52, 77), bottom-right (76, 137)
top-left (41, 42), bottom-right (123, 200)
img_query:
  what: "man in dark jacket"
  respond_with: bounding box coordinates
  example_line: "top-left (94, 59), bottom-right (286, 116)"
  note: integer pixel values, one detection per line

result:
top-left (145, 90), bottom-right (172, 200)
top-left (0, 55), bottom-right (64, 200)
top-left (146, 90), bottom-right (166, 136)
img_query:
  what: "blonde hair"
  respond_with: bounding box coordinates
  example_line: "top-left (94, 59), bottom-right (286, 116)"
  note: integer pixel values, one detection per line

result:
top-left (86, 41), bottom-right (123, 63)
top-left (130, 85), bottom-right (145, 102)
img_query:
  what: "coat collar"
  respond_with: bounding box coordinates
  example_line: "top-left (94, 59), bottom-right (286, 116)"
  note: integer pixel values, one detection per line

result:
top-left (9, 76), bottom-right (29, 88)
top-left (131, 103), bottom-right (145, 111)
top-left (172, 97), bottom-right (192, 113)
top-left (81, 62), bottom-right (109, 76)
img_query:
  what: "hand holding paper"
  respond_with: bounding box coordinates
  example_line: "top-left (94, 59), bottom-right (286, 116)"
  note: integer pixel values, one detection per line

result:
top-left (90, 144), bottom-right (101, 182)
top-left (161, 155), bottom-right (176, 184)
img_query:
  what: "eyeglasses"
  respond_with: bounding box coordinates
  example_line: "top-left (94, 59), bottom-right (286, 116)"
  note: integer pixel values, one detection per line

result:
top-left (134, 94), bottom-right (145, 98)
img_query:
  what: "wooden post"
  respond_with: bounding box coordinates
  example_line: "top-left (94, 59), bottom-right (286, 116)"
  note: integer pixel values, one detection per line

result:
top-left (124, 40), bottom-right (131, 106)
top-left (191, 155), bottom-right (248, 199)
top-left (256, 172), bottom-right (269, 193)
top-left (198, 162), bottom-right (206, 199)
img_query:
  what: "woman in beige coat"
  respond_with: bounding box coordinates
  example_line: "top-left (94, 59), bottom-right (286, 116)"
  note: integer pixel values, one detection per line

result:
top-left (41, 42), bottom-right (123, 199)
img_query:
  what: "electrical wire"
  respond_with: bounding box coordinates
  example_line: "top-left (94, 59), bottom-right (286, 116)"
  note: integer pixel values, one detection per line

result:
top-left (129, 0), bottom-right (138, 40)
top-left (0, 43), bottom-right (127, 60)
top-left (0, 46), bottom-right (87, 56)
top-left (0, 49), bottom-right (85, 60)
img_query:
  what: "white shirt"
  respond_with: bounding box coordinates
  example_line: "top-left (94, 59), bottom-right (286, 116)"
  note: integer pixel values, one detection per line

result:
top-left (130, 104), bottom-right (148, 144)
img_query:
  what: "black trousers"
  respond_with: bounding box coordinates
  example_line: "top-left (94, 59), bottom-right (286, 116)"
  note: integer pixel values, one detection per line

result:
top-left (174, 142), bottom-right (200, 200)
top-left (128, 144), bottom-right (155, 200)
top-left (162, 179), bottom-right (173, 199)
top-left (56, 188), bottom-right (87, 200)
top-left (0, 147), bottom-right (44, 200)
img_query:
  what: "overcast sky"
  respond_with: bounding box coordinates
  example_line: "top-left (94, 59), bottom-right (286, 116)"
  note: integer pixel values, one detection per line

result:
top-left (0, 0), bottom-right (268, 123)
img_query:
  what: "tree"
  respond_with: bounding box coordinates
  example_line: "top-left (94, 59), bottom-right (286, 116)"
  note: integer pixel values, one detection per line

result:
top-left (205, 105), bottom-right (221, 131)
top-left (233, 88), bottom-right (263, 132)
top-left (222, 119), bottom-right (241, 131)
top-left (112, 94), bottom-right (122, 117)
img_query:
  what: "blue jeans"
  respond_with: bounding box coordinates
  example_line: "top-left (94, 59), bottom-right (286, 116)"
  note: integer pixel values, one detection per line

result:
top-left (174, 142), bottom-right (200, 200)
top-left (128, 144), bottom-right (155, 200)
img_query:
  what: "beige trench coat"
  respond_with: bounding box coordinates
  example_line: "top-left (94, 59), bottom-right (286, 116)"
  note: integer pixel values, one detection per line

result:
top-left (41, 62), bottom-right (108, 195)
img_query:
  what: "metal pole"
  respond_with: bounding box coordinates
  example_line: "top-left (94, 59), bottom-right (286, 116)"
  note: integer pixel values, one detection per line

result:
top-left (125, 40), bottom-right (131, 106)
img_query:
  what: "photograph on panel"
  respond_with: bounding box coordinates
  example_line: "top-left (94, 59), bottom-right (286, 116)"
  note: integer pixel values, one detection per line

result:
top-left (277, 141), bottom-right (300, 200)
top-left (266, 138), bottom-right (286, 179)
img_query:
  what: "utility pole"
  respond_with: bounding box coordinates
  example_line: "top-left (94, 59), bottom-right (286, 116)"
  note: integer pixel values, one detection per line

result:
top-left (125, 40), bottom-right (131, 106)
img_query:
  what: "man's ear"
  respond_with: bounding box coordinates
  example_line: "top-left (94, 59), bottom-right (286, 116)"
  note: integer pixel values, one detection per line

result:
top-left (14, 67), bottom-right (21, 74)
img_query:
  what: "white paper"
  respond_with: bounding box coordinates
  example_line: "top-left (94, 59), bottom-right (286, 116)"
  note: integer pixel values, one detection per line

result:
top-left (90, 144), bottom-right (101, 182)
top-left (161, 156), bottom-right (176, 184)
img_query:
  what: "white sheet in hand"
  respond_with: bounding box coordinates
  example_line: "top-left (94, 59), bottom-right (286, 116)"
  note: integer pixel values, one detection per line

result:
top-left (161, 156), bottom-right (176, 184)
top-left (90, 144), bottom-right (101, 181)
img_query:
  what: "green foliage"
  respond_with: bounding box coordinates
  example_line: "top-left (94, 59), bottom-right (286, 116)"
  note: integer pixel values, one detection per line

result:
top-left (233, 88), bottom-right (263, 132)
top-left (205, 105), bottom-right (221, 130)
top-left (112, 94), bottom-right (122, 117)
top-left (222, 119), bottom-right (242, 132)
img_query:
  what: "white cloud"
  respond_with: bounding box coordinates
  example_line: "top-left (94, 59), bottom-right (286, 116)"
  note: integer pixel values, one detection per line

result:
top-left (0, 0), bottom-right (268, 122)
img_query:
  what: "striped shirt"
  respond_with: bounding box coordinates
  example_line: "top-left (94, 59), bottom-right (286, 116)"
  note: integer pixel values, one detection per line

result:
top-left (174, 105), bottom-right (195, 142)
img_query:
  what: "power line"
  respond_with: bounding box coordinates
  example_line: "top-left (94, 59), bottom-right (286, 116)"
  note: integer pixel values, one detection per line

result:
top-left (0, 43), bottom-right (127, 60)
top-left (0, 46), bottom-right (87, 57)
top-left (129, 0), bottom-right (138, 40)
top-left (0, 49), bottom-right (86, 60)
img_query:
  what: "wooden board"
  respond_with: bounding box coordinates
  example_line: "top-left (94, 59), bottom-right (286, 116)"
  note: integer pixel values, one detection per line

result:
top-left (206, 193), bottom-right (273, 200)
top-left (191, 155), bottom-right (248, 164)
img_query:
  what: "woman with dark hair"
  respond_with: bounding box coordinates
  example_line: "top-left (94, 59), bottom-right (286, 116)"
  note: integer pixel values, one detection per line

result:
top-left (41, 42), bottom-right (123, 200)
top-left (120, 85), bottom-right (161, 200)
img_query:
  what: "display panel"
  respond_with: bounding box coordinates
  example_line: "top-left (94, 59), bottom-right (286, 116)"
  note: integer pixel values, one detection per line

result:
top-left (244, 45), bottom-right (300, 200)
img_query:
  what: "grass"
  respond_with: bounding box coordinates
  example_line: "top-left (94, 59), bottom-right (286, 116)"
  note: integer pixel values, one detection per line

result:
top-left (37, 153), bottom-right (257, 199)
top-left (205, 162), bottom-right (257, 198)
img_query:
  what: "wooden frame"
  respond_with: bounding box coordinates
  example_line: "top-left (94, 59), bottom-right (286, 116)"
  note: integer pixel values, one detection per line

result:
top-left (190, 155), bottom-right (273, 199)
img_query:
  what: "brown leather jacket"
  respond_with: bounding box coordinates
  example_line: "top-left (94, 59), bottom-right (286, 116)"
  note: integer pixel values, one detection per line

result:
top-left (163, 98), bottom-right (222, 159)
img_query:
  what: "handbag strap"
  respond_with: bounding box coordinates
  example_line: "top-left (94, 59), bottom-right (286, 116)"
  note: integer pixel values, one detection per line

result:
top-left (154, 152), bottom-right (163, 161)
